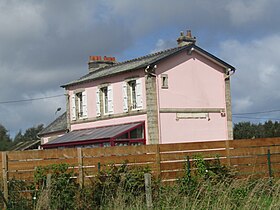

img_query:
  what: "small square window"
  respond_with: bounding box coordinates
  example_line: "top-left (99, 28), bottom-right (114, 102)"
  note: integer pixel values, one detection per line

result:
top-left (161, 74), bottom-right (168, 89)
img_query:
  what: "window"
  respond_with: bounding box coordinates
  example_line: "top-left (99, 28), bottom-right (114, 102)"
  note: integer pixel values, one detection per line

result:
top-left (122, 78), bottom-right (143, 112)
top-left (71, 91), bottom-right (87, 121)
top-left (115, 123), bottom-right (145, 146)
top-left (96, 85), bottom-right (113, 117)
top-left (128, 80), bottom-right (137, 109)
top-left (161, 74), bottom-right (168, 88)
top-left (76, 92), bottom-right (83, 117)
top-left (101, 87), bottom-right (109, 114)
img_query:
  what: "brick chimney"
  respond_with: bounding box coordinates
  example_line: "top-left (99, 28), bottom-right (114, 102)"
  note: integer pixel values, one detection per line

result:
top-left (88, 56), bottom-right (116, 72)
top-left (177, 30), bottom-right (196, 47)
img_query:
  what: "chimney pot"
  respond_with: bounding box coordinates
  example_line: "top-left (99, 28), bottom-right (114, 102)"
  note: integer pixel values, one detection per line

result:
top-left (177, 29), bottom-right (196, 46)
top-left (88, 55), bottom-right (116, 72)
top-left (186, 30), bottom-right (192, 38)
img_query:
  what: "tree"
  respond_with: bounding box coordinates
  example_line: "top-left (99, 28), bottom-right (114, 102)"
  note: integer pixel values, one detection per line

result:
top-left (22, 124), bottom-right (44, 141)
top-left (13, 124), bottom-right (44, 143)
top-left (234, 121), bottom-right (280, 139)
top-left (14, 130), bottom-right (24, 143)
top-left (0, 124), bottom-right (12, 151)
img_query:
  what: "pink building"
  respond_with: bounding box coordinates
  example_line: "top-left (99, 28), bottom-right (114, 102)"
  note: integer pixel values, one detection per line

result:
top-left (42, 30), bottom-right (235, 149)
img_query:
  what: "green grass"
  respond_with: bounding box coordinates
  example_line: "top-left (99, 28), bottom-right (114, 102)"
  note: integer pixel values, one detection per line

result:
top-left (28, 177), bottom-right (280, 210)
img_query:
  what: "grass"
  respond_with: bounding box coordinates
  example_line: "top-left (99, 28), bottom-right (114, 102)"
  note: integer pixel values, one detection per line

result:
top-left (3, 161), bottom-right (280, 209)
top-left (29, 177), bottom-right (280, 210)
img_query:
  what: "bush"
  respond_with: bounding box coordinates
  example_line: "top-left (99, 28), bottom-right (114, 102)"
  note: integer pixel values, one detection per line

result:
top-left (34, 163), bottom-right (78, 210)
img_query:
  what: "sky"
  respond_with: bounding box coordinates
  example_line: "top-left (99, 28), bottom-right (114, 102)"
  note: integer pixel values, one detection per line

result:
top-left (1, 0), bottom-right (280, 138)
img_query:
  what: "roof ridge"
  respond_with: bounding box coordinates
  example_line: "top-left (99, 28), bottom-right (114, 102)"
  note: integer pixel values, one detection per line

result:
top-left (91, 45), bottom-right (184, 73)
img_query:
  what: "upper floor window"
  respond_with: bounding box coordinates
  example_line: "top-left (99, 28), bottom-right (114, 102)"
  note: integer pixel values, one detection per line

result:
top-left (122, 78), bottom-right (143, 112)
top-left (128, 80), bottom-right (137, 110)
top-left (96, 85), bottom-right (114, 117)
top-left (71, 91), bottom-right (87, 121)
top-left (101, 86), bottom-right (109, 114)
top-left (161, 74), bottom-right (168, 89)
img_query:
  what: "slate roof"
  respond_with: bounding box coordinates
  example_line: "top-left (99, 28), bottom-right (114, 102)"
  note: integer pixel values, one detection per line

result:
top-left (42, 122), bottom-right (143, 148)
top-left (39, 112), bottom-right (67, 136)
top-left (62, 44), bottom-right (234, 88)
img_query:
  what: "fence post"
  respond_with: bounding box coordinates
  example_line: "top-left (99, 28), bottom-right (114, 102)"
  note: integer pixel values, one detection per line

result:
top-left (98, 162), bottom-right (101, 173)
top-left (267, 149), bottom-right (273, 178)
top-left (2, 152), bottom-right (8, 209)
top-left (77, 148), bottom-right (84, 188)
top-left (46, 174), bottom-right (52, 189)
top-left (186, 156), bottom-right (191, 179)
top-left (225, 140), bottom-right (231, 166)
top-left (144, 173), bottom-right (153, 210)
top-left (155, 144), bottom-right (161, 179)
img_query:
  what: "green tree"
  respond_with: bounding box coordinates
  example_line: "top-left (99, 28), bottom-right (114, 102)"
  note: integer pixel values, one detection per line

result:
top-left (14, 130), bottom-right (24, 143)
top-left (0, 124), bottom-right (12, 151)
top-left (234, 120), bottom-right (280, 139)
top-left (22, 124), bottom-right (44, 141)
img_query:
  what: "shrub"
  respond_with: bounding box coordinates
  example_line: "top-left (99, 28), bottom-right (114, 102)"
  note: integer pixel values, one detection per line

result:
top-left (34, 163), bottom-right (78, 210)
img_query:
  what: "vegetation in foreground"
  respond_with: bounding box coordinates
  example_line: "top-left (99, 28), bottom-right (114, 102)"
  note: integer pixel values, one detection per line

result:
top-left (1, 157), bottom-right (280, 210)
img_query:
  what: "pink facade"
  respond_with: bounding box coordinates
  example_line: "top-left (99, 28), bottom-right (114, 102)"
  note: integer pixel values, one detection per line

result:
top-left (157, 51), bottom-right (228, 143)
top-left (66, 50), bottom-right (231, 144)
top-left (42, 31), bottom-right (235, 148)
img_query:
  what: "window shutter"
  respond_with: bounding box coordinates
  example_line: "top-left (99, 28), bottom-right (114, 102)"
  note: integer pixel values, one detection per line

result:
top-left (82, 91), bottom-right (88, 118)
top-left (108, 85), bottom-right (114, 114)
top-left (71, 95), bottom-right (76, 120)
top-left (136, 79), bottom-right (143, 109)
top-left (96, 89), bottom-right (101, 117)
top-left (122, 82), bottom-right (128, 112)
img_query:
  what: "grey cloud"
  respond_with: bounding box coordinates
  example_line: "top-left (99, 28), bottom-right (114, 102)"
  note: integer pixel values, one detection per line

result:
top-left (1, 0), bottom-right (280, 136)
top-left (218, 34), bottom-right (280, 119)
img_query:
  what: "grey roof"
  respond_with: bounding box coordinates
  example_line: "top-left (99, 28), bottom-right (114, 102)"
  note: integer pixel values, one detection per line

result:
top-left (62, 45), bottom-right (187, 87)
top-left (62, 44), bottom-right (235, 88)
top-left (43, 122), bottom-right (143, 147)
top-left (39, 112), bottom-right (67, 136)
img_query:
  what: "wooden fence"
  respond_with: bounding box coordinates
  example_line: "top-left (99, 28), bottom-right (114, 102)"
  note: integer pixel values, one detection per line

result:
top-left (1, 137), bottom-right (280, 190)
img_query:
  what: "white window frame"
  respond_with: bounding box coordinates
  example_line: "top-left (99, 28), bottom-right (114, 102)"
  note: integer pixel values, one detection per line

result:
top-left (97, 84), bottom-right (114, 116)
top-left (124, 78), bottom-right (143, 111)
top-left (71, 90), bottom-right (87, 121)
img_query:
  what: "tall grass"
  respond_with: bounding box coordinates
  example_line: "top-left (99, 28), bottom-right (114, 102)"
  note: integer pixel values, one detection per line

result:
top-left (4, 161), bottom-right (280, 209)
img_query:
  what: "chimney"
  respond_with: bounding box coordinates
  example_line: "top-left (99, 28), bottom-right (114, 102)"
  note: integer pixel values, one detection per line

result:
top-left (88, 56), bottom-right (116, 72)
top-left (177, 30), bottom-right (196, 47)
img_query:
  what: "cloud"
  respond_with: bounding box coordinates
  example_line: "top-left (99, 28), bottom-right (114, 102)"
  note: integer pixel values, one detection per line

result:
top-left (150, 39), bottom-right (176, 53)
top-left (1, 0), bottom-right (280, 136)
top-left (218, 34), bottom-right (280, 118)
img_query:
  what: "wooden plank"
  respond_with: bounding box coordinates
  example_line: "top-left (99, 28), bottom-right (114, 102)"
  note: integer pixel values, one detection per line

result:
top-left (234, 164), bottom-right (270, 174)
top-left (8, 158), bottom-right (78, 171)
top-left (83, 144), bottom-right (157, 157)
top-left (229, 147), bottom-right (278, 157)
top-left (230, 155), bottom-right (268, 166)
top-left (159, 140), bottom-right (226, 152)
top-left (160, 161), bottom-right (185, 171)
top-left (8, 171), bottom-right (35, 181)
top-left (229, 138), bottom-right (280, 148)
top-left (161, 170), bottom-right (185, 180)
top-left (83, 153), bottom-right (156, 166)
top-left (82, 163), bottom-right (157, 180)
top-left (160, 150), bottom-right (227, 161)
top-left (8, 148), bottom-right (78, 161)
